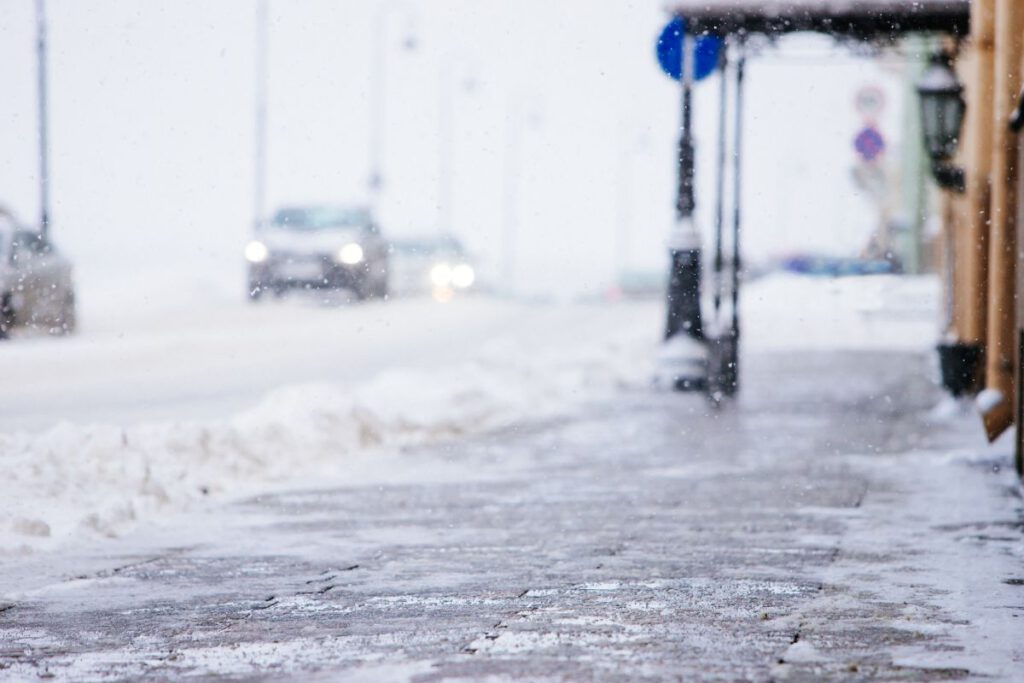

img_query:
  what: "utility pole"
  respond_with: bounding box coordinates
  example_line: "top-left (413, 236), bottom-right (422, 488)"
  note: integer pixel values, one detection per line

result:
top-left (368, 6), bottom-right (387, 199)
top-left (368, 2), bottom-right (416, 207)
top-left (36, 0), bottom-right (51, 240)
top-left (254, 0), bottom-right (268, 230)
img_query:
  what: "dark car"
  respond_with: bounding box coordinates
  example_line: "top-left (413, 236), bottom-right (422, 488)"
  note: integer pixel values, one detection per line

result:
top-left (245, 205), bottom-right (389, 301)
top-left (0, 211), bottom-right (76, 338)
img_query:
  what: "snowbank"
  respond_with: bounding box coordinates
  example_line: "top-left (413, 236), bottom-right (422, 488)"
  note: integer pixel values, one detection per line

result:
top-left (0, 331), bottom-right (652, 554)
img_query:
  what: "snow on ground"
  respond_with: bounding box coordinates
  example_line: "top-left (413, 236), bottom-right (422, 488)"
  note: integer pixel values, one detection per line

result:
top-left (778, 446), bottom-right (1024, 681)
top-left (742, 272), bottom-right (940, 352)
top-left (0, 291), bottom-right (657, 555)
top-left (0, 272), bottom-right (941, 556)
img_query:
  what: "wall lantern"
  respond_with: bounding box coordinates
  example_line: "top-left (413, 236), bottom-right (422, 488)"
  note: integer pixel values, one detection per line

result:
top-left (916, 51), bottom-right (966, 192)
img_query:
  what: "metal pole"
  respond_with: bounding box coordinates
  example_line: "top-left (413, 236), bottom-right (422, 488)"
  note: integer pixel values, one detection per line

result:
top-left (712, 47), bottom-right (728, 319)
top-left (368, 5), bottom-right (387, 198)
top-left (36, 0), bottom-right (50, 240)
top-left (664, 32), bottom-right (704, 343)
top-left (731, 39), bottom-right (745, 341)
top-left (254, 0), bottom-right (268, 230)
top-left (723, 37), bottom-right (747, 396)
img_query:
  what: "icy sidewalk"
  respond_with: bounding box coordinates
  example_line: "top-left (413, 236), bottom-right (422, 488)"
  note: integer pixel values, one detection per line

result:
top-left (1, 348), bottom-right (1021, 681)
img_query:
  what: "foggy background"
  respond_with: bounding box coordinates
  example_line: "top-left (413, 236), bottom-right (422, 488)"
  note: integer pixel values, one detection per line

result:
top-left (0, 0), bottom-right (905, 302)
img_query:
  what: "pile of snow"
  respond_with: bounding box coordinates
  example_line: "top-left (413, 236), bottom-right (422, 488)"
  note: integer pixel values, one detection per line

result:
top-left (0, 331), bottom-right (652, 554)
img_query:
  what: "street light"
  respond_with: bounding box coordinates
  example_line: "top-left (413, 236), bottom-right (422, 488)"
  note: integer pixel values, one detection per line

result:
top-left (916, 51), bottom-right (966, 192)
top-left (36, 0), bottom-right (51, 240)
top-left (368, 1), bottom-right (417, 200)
top-left (918, 50), bottom-right (977, 397)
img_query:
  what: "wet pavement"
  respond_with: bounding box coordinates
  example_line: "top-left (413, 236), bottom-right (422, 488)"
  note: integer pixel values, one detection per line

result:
top-left (1, 350), bottom-right (1022, 681)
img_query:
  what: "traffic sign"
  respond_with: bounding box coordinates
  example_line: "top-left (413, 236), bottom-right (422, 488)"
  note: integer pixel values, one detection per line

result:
top-left (656, 17), bottom-right (722, 82)
top-left (854, 85), bottom-right (886, 120)
top-left (852, 162), bottom-right (887, 199)
top-left (854, 126), bottom-right (885, 162)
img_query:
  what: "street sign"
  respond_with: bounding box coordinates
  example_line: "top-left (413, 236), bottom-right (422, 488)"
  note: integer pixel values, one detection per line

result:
top-left (656, 17), bottom-right (722, 82)
top-left (854, 125), bottom-right (885, 163)
top-left (852, 162), bottom-right (887, 199)
top-left (854, 85), bottom-right (886, 120)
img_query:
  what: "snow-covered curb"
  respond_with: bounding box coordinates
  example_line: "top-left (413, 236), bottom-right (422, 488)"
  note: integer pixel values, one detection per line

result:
top-left (0, 336), bottom-right (652, 555)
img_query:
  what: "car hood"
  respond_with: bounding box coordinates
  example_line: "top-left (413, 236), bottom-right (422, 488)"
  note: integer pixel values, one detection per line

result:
top-left (257, 227), bottom-right (365, 254)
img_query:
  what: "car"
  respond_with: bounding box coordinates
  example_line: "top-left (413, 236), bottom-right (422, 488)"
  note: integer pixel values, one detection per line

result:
top-left (0, 210), bottom-right (76, 338)
top-left (390, 234), bottom-right (476, 300)
top-left (245, 205), bottom-right (389, 301)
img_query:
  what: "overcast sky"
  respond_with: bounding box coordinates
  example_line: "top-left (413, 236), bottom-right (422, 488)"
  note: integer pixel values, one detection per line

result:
top-left (0, 0), bottom-right (911, 298)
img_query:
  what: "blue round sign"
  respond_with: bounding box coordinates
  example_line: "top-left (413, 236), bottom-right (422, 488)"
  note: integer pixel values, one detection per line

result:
top-left (656, 17), bottom-right (723, 82)
top-left (854, 126), bottom-right (885, 162)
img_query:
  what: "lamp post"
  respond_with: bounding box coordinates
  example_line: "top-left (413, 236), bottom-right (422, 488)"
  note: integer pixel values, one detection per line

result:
top-left (661, 32), bottom-right (708, 392)
top-left (916, 51), bottom-right (966, 193)
top-left (917, 50), bottom-right (978, 397)
top-left (368, 1), bottom-right (416, 203)
top-left (35, 0), bottom-right (51, 240)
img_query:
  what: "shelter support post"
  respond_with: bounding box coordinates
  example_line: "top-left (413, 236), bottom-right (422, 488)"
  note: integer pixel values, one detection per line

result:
top-left (727, 37), bottom-right (745, 395)
top-left (981, 0), bottom-right (1023, 440)
top-left (1016, 60), bottom-right (1024, 474)
top-left (1018, 146), bottom-right (1024, 475)
top-left (958, 0), bottom-right (996, 393)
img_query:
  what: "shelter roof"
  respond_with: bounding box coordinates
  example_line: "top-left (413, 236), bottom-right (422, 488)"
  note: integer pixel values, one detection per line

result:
top-left (666, 0), bottom-right (970, 37)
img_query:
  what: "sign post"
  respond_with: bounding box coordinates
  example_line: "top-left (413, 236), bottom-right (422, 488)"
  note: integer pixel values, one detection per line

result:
top-left (656, 18), bottom-right (721, 391)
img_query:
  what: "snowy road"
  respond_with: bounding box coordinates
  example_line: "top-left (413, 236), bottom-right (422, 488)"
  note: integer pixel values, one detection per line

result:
top-left (0, 272), bottom-right (939, 434)
top-left (0, 290), bottom-right (659, 432)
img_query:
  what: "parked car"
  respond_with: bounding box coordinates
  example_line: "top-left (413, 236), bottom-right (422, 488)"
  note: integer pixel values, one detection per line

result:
top-left (245, 205), bottom-right (389, 301)
top-left (0, 212), bottom-right (76, 338)
top-left (390, 234), bottom-right (476, 299)
top-left (778, 253), bottom-right (901, 277)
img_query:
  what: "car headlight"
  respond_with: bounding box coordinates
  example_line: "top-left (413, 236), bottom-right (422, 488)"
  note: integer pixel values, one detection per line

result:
top-left (337, 243), bottom-right (364, 265)
top-left (245, 240), bottom-right (269, 263)
top-left (430, 262), bottom-right (452, 287)
top-left (451, 264), bottom-right (475, 289)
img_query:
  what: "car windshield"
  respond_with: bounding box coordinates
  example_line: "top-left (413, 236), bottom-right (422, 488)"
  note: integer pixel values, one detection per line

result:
top-left (271, 207), bottom-right (370, 231)
top-left (393, 236), bottom-right (465, 256)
